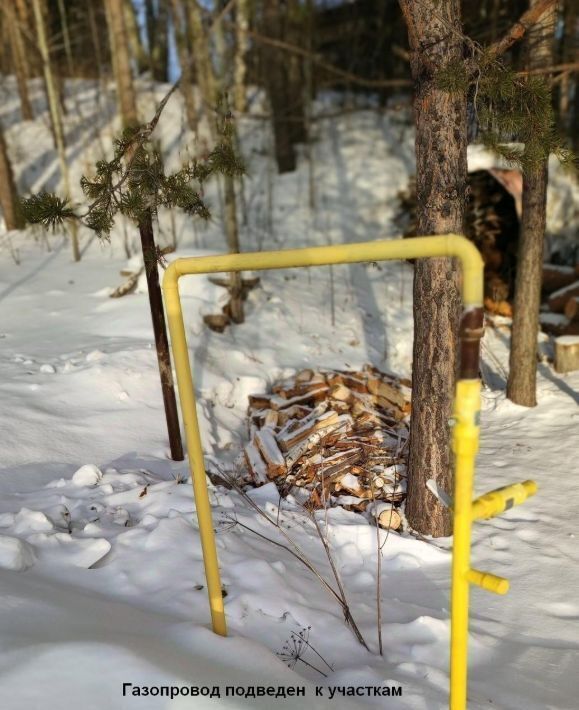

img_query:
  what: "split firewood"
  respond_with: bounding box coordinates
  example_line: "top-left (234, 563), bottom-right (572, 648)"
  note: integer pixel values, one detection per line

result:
top-left (542, 264), bottom-right (579, 295)
top-left (330, 383), bottom-right (352, 402)
top-left (244, 441), bottom-right (268, 485)
top-left (254, 428), bottom-right (286, 478)
top-left (564, 296), bottom-right (579, 323)
top-left (548, 280), bottom-right (579, 314)
top-left (367, 377), bottom-right (406, 409)
top-left (245, 366), bottom-right (411, 517)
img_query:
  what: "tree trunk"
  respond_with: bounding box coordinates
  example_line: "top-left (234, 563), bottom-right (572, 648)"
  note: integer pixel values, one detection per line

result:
top-left (234, 0), bottom-right (250, 114)
top-left (0, 125), bottom-right (24, 230)
top-left (146, 0), bottom-right (169, 82)
top-left (261, 0), bottom-right (307, 174)
top-left (104, 0), bottom-right (139, 128)
top-left (168, 0), bottom-right (198, 130)
top-left (188, 0), bottom-right (244, 323)
top-left (5, 1), bottom-right (33, 120)
top-left (399, 0), bottom-right (467, 537)
top-left (507, 0), bottom-right (555, 407)
top-left (123, 0), bottom-right (148, 75)
top-left (139, 212), bottom-right (184, 461)
top-left (32, 0), bottom-right (80, 262)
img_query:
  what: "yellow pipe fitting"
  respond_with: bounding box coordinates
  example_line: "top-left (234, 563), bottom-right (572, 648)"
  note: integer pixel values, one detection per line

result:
top-left (472, 480), bottom-right (538, 520)
top-left (161, 234), bottom-right (489, 710)
top-left (467, 568), bottom-right (510, 595)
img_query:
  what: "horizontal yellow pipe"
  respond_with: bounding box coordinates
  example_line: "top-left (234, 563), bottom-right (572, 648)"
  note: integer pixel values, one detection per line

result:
top-left (164, 234), bottom-right (484, 307)
top-left (472, 480), bottom-right (538, 520)
top-left (467, 568), bottom-right (510, 595)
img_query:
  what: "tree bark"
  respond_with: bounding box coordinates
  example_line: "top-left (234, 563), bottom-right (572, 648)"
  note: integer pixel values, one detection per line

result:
top-left (123, 0), bottom-right (148, 75)
top-left (5, 1), bottom-right (33, 120)
top-left (188, 0), bottom-right (244, 323)
top-left (0, 125), bottom-right (24, 230)
top-left (32, 0), bottom-right (80, 262)
top-left (168, 0), bottom-right (198, 130)
top-left (105, 0), bottom-right (139, 128)
top-left (507, 0), bottom-right (555, 407)
top-left (234, 0), bottom-right (250, 113)
top-left (139, 212), bottom-right (184, 461)
top-left (146, 0), bottom-right (169, 82)
top-left (399, 0), bottom-right (467, 537)
top-left (261, 0), bottom-right (307, 174)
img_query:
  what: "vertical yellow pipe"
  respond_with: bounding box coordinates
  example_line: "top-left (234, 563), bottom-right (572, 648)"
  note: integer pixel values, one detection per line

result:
top-left (163, 271), bottom-right (227, 636)
top-left (450, 379), bottom-right (481, 710)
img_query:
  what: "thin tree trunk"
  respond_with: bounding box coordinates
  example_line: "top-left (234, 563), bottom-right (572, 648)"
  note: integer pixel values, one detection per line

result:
top-left (6, 1), bottom-right (33, 120)
top-left (32, 0), bottom-right (80, 262)
top-left (168, 0), bottom-right (198, 130)
top-left (139, 212), bottom-right (184, 461)
top-left (507, 0), bottom-right (555, 407)
top-left (234, 0), bottom-right (250, 114)
top-left (399, 0), bottom-right (467, 537)
top-left (0, 125), bottom-right (24, 230)
top-left (188, 0), bottom-right (244, 323)
top-left (105, 0), bottom-right (139, 128)
top-left (262, 0), bottom-right (306, 173)
top-left (146, 0), bottom-right (169, 82)
top-left (124, 0), bottom-right (148, 75)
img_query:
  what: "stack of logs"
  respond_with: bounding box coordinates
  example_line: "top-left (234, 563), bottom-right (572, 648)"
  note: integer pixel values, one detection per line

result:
top-left (243, 366), bottom-right (411, 531)
top-left (541, 264), bottom-right (579, 337)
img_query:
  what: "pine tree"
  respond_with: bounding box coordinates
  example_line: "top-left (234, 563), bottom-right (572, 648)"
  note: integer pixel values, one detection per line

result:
top-left (20, 85), bottom-right (244, 462)
top-left (398, 0), bottom-right (466, 538)
top-left (507, 0), bottom-right (557, 406)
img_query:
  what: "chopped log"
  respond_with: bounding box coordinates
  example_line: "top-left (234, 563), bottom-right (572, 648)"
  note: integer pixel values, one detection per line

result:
top-left (542, 263), bottom-right (578, 295)
top-left (330, 383), bottom-right (352, 402)
top-left (263, 409), bottom-right (279, 427)
top-left (270, 388), bottom-right (329, 410)
top-left (367, 377), bottom-right (406, 409)
top-left (244, 441), bottom-right (268, 485)
top-left (254, 428), bottom-right (286, 478)
top-left (276, 418), bottom-right (316, 452)
top-left (248, 393), bottom-right (274, 410)
top-left (296, 368), bottom-right (314, 382)
top-left (372, 504), bottom-right (402, 531)
top-left (484, 297), bottom-right (513, 317)
top-left (548, 280), bottom-right (579, 314)
top-left (555, 335), bottom-right (579, 373)
top-left (564, 296), bottom-right (579, 323)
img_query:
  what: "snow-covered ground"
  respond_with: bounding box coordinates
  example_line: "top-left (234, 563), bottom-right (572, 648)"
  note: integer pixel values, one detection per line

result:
top-left (0, 79), bottom-right (578, 710)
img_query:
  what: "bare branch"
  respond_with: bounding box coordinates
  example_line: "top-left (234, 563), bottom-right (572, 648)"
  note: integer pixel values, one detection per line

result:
top-left (486, 0), bottom-right (557, 60)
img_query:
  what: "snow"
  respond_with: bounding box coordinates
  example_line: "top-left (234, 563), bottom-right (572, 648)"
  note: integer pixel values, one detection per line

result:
top-left (0, 78), bottom-right (578, 709)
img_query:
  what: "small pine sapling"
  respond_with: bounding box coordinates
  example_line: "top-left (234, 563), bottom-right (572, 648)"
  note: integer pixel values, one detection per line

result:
top-left (20, 83), bottom-right (244, 461)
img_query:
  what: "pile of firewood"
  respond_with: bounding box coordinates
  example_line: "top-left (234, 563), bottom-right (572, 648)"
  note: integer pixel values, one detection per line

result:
top-left (540, 264), bottom-right (579, 337)
top-left (242, 366), bottom-right (411, 531)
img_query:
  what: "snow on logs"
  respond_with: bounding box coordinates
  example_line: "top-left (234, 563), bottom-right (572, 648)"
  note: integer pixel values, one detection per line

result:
top-left (243, 366), bottom-right (410, 530)
top-left (540, 267), bottom-right (579, 337)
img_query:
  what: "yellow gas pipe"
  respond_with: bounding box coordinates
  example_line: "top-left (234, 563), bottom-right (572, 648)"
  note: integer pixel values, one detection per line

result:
top-left (161, 234), bottom-right (536, 709)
